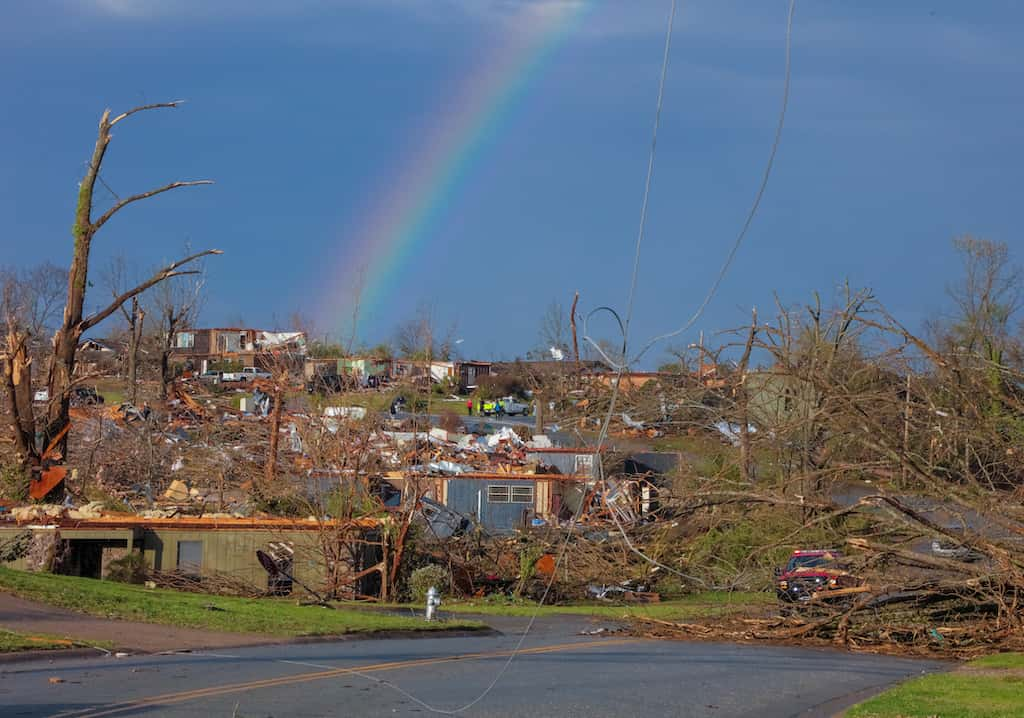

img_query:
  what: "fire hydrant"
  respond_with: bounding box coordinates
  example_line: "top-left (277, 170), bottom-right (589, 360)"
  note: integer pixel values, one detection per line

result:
top-left (425, 586), bottom-right (441, 622)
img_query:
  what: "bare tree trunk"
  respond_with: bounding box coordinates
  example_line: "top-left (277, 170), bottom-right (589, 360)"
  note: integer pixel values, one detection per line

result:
top-left (2, 324), bottom-right (37, 466)
top-left (0, 103), bottom-right (217, 499)
top-left (42, 104), bottom-right (213, 456)
top-left (737, 308), bottom-right (757, 483)
top-left (159, 308), bottom-right (178, 402)
top-left (126, 298), bottom-right (144, 405)
top-left (263, 377), bottom-right (286, 486)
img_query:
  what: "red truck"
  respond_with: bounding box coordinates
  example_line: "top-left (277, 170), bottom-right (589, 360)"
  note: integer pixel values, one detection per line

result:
top-left (775, 549), bottom-right (861, 603)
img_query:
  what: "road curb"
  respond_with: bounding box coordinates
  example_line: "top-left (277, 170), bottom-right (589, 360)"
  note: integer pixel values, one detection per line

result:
top-left (0, 647), bottom-right (104, 665)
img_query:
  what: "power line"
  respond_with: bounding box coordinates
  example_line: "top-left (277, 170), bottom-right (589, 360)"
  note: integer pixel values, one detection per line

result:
top-left (630, 0), bottom-right (798, 366)
top-left (583, 0), bottom-right (797, 585)
top-left (328, 3), bottom-right (684, 715)
top-left (327, 0), bottom-right (795, 710)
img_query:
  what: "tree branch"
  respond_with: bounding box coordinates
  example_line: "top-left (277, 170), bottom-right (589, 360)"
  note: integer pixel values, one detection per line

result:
top-left (108, 101), bottom-right (186, 128)
top-left (93, 180), bottom-right (214, 231)
top-left (81, 249), bottom-right (222, 331)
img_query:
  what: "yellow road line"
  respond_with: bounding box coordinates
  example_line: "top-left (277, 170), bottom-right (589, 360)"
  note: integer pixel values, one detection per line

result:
top-left (51, 637), bottom-right (640, 718)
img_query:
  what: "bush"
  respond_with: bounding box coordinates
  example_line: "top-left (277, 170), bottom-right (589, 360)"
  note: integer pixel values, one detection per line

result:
top-left (0, 531), bottom-right (31, 563)
top-left (408, 564), bottom-right (449, 603)
top-left (0, 461), bottom-right (29, 503)
top-left (106, 552), bottom-right (148, 584)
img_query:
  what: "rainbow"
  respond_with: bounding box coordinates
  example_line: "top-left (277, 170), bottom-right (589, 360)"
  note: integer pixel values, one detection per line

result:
top-left (319, 2), bottom-right (597, 338)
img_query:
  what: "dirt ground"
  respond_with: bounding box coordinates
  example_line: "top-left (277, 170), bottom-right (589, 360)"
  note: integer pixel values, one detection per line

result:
top-left (0, 592), bottom-right (271, 653)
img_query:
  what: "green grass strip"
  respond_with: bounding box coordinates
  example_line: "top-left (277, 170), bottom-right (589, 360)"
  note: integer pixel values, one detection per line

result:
top-left (0, 567), bottom-right (482, 637)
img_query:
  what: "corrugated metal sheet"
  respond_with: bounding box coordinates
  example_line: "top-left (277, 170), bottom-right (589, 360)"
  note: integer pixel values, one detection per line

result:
top-left (445, 479), bottom-right (537, 533)
top-left (526, 450), bottom-right (599, 478)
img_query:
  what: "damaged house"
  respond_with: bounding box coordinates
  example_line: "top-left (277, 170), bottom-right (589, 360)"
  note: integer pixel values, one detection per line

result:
top-left (170, 327), bottom-right (307, 372)
top-left (0, 514), bottom-right (384, 598)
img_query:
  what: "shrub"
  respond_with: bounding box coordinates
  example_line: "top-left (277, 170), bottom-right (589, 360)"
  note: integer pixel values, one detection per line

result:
top-left (0, 530), bottom-right (31, 563)
top-left (408, 564), bottom-right (449, 603)
top-left (0, 461), bottom-right (29, 503)
top-left (106, 552), bottom-right (149, 584)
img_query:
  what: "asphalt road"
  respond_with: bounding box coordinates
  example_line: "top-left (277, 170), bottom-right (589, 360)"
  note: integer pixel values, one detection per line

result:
top-left (397, 412), bottom-right (537, 432)
top-left (1, 616), bottom-right (945, 718)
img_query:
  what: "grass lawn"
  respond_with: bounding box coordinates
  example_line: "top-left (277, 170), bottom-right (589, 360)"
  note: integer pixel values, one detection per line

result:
top-left (318, 391), bottom-right (393, 413)
top-left (0, 568), bottom-right (482, 637)
top-left (92, 377), bottom-right (127, 406)
top-left (389, 591), bottom-right (771, 621)
top-left (319, 391), bottom-right (474, 416)
top-left (0, 629), bottom-right (107, 653)
top-left (846, 652), bottom-right (1024, 718)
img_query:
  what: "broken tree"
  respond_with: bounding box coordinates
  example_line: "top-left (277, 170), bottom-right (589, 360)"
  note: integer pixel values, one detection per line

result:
top-left (2, 102), bottom-right (220, 497)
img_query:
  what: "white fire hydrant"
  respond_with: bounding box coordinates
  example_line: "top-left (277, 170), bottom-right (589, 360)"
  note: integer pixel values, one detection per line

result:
top-left (425, 586), bottom-right (441, 622)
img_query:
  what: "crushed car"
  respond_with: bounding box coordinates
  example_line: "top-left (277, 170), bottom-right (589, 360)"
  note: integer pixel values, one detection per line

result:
top-left (775, 549), bottom-right (862, 603)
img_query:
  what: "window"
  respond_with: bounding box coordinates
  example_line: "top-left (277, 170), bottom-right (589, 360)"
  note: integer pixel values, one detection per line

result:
top-left (487, 485), bottom-right (534, 504)
top-left (574, 454), bottom-right (594, 474)
top-left (487, 485), bottom-right (510, 503)
top-left (176, 541), bottom-right (202, 575)
top-left (511, 486), bottom-right (534, 504)
top-left (175, 332), bottom-right (195, 349)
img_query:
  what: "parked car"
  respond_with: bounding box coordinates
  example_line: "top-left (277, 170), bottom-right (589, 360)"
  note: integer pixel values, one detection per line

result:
top-left (482, 396), bottom-right (531, 416)
top-left (931, 538), bottom-right (984, 562)
top-left (222, 366), bottom-right (272, 382)
top-left (70, 386), bottom-right (105, 406)
top-left (197, 370), bottom-right (223, 384)
top-left (242, 366), bottom-right (272, 380)
top-left (306, 374), bottom-right (345, 394)
top-left (775, 549), bottom-right (860, 603)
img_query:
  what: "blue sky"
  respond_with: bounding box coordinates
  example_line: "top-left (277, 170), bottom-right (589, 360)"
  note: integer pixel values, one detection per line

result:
top-left (1, 1), bottom-right (1021, 366)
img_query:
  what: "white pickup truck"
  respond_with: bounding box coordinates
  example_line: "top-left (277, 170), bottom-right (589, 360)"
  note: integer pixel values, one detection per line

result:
top-left (482, 395), bottom-right (531, 416)
top-left (221, 366), bottom-right (273, 382)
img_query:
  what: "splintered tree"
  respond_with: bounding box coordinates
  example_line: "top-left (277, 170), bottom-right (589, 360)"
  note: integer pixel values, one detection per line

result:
top-left (1, 102), bottom-right (220, 496)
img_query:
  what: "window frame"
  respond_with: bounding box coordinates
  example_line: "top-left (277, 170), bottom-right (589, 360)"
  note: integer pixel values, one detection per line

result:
top-left (487, 485), bottom-right (510, 503)
top-left (487, 485), bottom-right (534, 504)
top-left (510, 485), bottom-right (534, 504)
